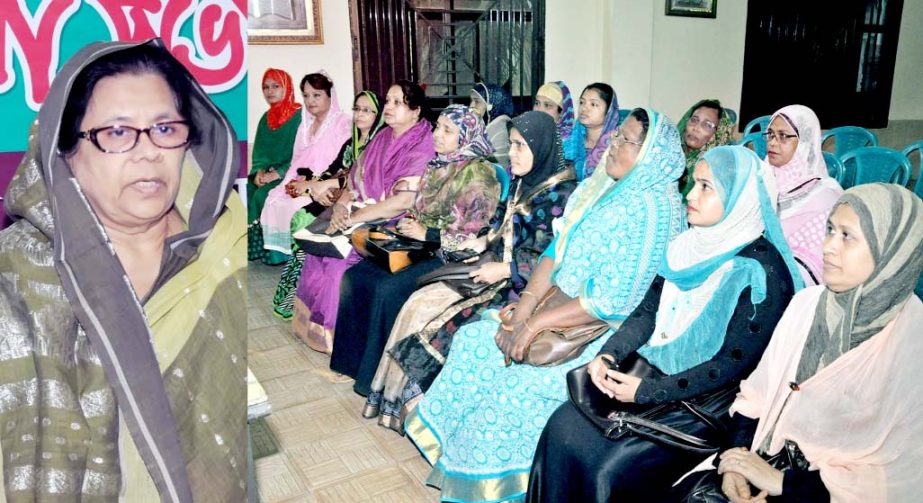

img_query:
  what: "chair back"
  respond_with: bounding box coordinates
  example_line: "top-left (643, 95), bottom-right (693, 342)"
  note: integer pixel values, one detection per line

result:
top-left (821, 126), bottom-right (878, 157)
top-left (493, 163), bottom-right (510, 202)
top-left (840, 147), bottom-right (911, 188)
top-left (737, 131), bottom-right (767, 159)
top-left (742, 115), bottom-right (771, 135)
top-left (822, 151), bottom-right (846, 185)
top-left (901, 141), bottom-right (923, 198)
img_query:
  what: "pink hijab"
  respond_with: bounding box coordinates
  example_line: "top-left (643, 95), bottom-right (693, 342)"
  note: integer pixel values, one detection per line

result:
top-left (260, 70), bottom-right (352, 255)
top-left (766, 105), bottom-right (843, 285)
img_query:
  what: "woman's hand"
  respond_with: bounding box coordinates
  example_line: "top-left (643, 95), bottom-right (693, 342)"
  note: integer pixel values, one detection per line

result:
top-left (287, 179), bottom-right (312, 198)
top-left (469, 262), bottom-right (510, 284)
top-left (718, 447), bottom-right (782, 498)
top-left (396, 218), bottom-right (426, 241)
top-left (588, 356), bottom-right (640, 402)
top-left (262, 169), bottom-right (280, 185)
top-left (325, 203), bottom-right (351, 234)
top-left (720, 470), bottom-right (767, 503)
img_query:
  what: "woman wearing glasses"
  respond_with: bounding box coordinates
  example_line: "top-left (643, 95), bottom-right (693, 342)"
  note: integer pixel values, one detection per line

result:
top-left (0, 39), bottom-right (246, 500)
top-left (404, 108), bottom-right (685, 502)
top-left (271, 90), bottom-right (385, 319)
top-left (763, 105), bottom-right (843, 286)
top-left (677, 99), bottom-right (736, 198)
top-left (259, 71), bottom-right (352, 265)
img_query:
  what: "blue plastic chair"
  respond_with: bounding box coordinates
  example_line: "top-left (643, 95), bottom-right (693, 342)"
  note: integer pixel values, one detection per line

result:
top-left (901, 141), bottom-right (923, 198)
top-left (839, 147), bottom-right (911, 188)
top-left (737, 131), bottom-right (767, 159)
top-left (821, 126), bottom-right (878, 157)
top-left (822, 151), bottom-right (846, 185)
top-left (493, 163), bottom-right (510, 202)
top-left (742, 115), bottom-right (771, 135)
top-left (724, 108), bottom-right (738, 125)
top-left (618, 108), bottom-right (631, 124)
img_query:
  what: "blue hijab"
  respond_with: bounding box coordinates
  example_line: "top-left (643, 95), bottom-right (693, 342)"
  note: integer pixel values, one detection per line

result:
top-left (568, 87), bottom-right (620, 181)
top-left (638, 146), bottom-right (804, 374)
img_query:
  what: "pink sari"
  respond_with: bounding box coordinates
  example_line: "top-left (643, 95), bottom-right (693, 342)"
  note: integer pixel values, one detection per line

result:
top-left (260, 71), bottom-right (351, 255)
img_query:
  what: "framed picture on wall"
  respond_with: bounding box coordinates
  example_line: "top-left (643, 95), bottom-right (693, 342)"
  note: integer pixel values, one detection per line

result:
top-left (665, 0), bottom-right (717, 19)
top-left (248, 0), bottom-right (324, 44)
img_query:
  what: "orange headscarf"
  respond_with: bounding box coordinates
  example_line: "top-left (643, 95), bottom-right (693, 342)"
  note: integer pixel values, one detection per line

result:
top-left (263, 68), bottom-right (301, 130)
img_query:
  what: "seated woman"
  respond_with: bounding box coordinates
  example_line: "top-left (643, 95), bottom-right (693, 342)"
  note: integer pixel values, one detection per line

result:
top-left (404, 108), bottom-right (686, 502)
top-left (363, 111), bottom-right (578, 432)
top-left (677, 183), bottom-right (923, 503)
top-left (533, 81), bottom-right (576, 161)
top-left (469, 82), bottom-right (514, 166)
top-left (248, 68), bottom-right (302, 262)
top-left (568, 82), bottom-right (620, 181)
top-left (271, 90), bottom-right (385, 319)
top-left (331, 104), bottom-right (501, 395)
top-left (259, 71), bottom-right (351, 265)
top-left (292, 80), bottom-right (434, 353)
top-left (0, 39), bottom-right (246, 500)
top-left (764, 104), bottom-right (844, 286)
top-left (677, 98), bottom-right (736, 198)
top-left (528, 146), bottom-right (803, 503)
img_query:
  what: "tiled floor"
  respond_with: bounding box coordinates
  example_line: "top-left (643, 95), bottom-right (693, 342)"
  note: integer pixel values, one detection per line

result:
top-left (248, 262), bottom-right (439, 502)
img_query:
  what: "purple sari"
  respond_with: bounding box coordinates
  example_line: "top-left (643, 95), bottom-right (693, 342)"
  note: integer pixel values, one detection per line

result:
top-left (294, 119), bottom-right (435, 345)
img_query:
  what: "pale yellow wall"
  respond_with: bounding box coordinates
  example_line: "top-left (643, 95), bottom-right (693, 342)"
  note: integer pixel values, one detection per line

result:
top-left (544, 0), bottom-right (608, 96)
top-left (889, 0), bottom-right (923, 120)
top-left (247, 0), bottom-right (355, 142)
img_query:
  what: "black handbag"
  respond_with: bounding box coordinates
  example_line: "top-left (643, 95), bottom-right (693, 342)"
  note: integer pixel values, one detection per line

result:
top-left (415, 252), bottom-right (500, 297)
top-left (567, 353), bottom-right (736, 455)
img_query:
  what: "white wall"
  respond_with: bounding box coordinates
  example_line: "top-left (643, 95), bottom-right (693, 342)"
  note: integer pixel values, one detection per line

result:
top-left (247, 0), bottom-right (355, 142)
top-left (889, 0), bottom-right (923, 120)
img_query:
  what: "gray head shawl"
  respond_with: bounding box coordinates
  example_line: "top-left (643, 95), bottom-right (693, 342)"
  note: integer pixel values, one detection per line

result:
top-left (796, 183), bottom-right (923, 381)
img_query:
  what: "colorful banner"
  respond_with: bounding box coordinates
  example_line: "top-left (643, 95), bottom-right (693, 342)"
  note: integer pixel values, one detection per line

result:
top-left (0, 0), bottom-right (248, 153)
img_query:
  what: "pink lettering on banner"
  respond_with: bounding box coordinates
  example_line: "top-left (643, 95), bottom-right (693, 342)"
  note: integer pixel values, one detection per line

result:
top-left (0, 0), bottom-right (246, 110)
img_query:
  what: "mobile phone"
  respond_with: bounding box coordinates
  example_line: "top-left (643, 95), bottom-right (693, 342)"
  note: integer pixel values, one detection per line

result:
top-left (446, 248), bottom-right (479, 262)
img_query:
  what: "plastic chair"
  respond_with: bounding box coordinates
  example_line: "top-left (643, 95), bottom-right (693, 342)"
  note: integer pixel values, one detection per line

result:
top-left (493, 163), bottom-right (510, 202)
top-left (822, 151), bottom-right (846, 185)
top-left (839, 147), bottom-right (911, 188)
top-left (737, 131), bottom-right (767, 159)
top-left (742, 115), bottom-right (771, 135)
top-left (724, 108), bottom-right (738, 125)
top-left (618, 108), bottom-right (631, 124)
top-left (901, 141), bottom-right (923, 198)
top-left (821, 126), bottom-right (878, 157)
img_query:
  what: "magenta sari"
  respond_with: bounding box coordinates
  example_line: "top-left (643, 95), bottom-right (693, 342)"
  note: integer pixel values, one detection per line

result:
top-left (293, 119), bottom-right (435, 350)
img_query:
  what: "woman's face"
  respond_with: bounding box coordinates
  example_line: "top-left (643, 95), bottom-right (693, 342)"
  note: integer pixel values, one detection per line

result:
top-left (685, 160), bottom-right (725, 227)
top-left (302, 81), bottom-right (331, 117)
top-left (469, 91), bottom-right (488, 118)
top-left (262, 77), bottom-right (284, 105)
top-left (683, 106), bottom-right (720, 150)
top-left (508, 128), bottom-right (534, 177)
top-left (432, 115), bottom-right (462, 155)
top-left (383, 85), bottom-right (420, 130)
top-left (533, 95), bottom-right (562, 123)
top-left (765, 116), bottom-right (799, 167)
top-left (578, 88), bottom-right (608, 129)
top-left (822, 204), bottom-right (875, 292)
top-left (605, 116), bottom-right (644, 180)
top-left (67, 72), bottom-right (185, 230)
top-left (353, 94), bottom-right (377, 134)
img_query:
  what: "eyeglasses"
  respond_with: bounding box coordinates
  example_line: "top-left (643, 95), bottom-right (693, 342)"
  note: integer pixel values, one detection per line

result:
top-left (78, 121), bottom-right (191, 154)
top-left (612, 130), bottom-right (643, 148)
top-left (352, 106), bottom-right (376, 115)
top-left (761, 129), bottom-right (798, 144)
top-left (687, 115), bottom-right (717, 132)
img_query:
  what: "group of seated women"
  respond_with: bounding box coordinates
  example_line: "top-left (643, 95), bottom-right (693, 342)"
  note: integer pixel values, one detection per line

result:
top-left (246, 69), bottom-right (923, 502)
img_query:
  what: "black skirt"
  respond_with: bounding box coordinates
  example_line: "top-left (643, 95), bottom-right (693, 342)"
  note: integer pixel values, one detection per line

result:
top-left (329, 257), bottom-right (442, 396)
top-left (527, 400), bottom-right (714, 503)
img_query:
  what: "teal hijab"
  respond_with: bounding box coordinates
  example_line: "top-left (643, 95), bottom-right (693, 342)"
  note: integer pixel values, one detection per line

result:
top-left (638, 146), bottom-right (804, 374)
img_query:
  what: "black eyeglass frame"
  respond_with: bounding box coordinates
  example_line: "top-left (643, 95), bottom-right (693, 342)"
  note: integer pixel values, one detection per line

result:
top-left (77, 120), bottom-right (192, 154)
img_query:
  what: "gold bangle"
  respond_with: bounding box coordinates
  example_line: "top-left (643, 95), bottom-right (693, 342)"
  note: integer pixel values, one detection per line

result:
top-left (522, 318), bottom-right (536, 334)
top-left (520, 291), bottom-right (538, 301)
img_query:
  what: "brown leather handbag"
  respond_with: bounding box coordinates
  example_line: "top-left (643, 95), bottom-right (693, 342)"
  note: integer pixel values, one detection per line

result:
top-left (352, 225), bottom-right (438, 273)
top-left (499, 286), bottom-right (610, 367)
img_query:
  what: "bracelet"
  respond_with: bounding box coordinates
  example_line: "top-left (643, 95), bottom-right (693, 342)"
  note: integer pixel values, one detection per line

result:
top-left (520, 291), bottom-right (538, 301)
top-left (522, 317), bottom-right (537, 334)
